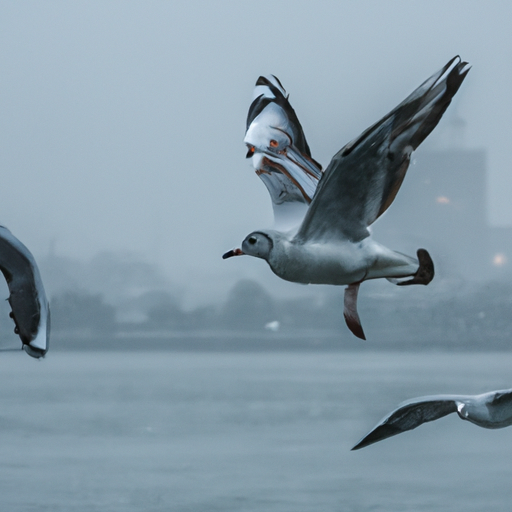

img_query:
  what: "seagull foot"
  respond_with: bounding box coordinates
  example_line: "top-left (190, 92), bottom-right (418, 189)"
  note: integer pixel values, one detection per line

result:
top-left (344, 282), bottom-right (366, 340)
top-left (397, 249), bottom-right (434, 286)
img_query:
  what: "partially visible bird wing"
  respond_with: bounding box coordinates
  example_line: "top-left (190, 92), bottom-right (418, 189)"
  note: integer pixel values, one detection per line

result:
top-left (488, 389), bottom-right (512, 406)
top-left (0, 226), bottom-right (50, 358)
top-left (351, 396), bottom-right (459, 450)
top-left (245, 76), bottom-right (322, 224)
top-left (296, 56), bottom-right (471, 244)
top-left (246, 75), bottom-right (316, 160)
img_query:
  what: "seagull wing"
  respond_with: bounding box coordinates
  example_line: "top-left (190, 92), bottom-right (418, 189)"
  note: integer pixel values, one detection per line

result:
top-left (489, 389), bottom-right (512, 406)
top-left (246, 75), bottom-right (316, 161)
top-left (245, 76), bottom-right (322, 227)
top-left (0, 226), bottom-right (50, 358)
top-left (351, 395), bottom-right (460, 450)
top-left (296, 56), bottom-right (470, 243)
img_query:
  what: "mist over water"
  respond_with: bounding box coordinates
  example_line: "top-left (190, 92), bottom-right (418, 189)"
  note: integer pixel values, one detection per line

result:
top-left (1, 350), bottom-right (512, 512)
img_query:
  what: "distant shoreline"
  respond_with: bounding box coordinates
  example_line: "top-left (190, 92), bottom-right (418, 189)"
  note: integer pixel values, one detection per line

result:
top-left (46, 329), bottom-right (507, 352)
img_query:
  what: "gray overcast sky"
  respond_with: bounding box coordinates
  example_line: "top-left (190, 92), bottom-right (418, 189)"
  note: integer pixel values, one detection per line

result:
top-left (1, 1), bottom-right (511, 304)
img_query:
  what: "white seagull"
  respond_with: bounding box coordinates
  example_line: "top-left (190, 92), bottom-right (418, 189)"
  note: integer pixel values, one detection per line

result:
top-left (224, 56), bottom-right (470, 339)
top-left (352, 388), bottom-right (512, 450)
top-left (0, 226), bottom-right (50, 358)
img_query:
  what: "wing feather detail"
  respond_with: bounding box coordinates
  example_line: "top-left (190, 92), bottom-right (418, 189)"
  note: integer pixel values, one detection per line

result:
top-left (352, 397), bottom-right (459, 450)
top-left (0, 226), bottom-right (50, 358)
top-left (246, 75), bottom-right (318, 163)
top-left (296, 56), bottom-right (470, 243)
top-left (245, 75), bottom-right (323, 227)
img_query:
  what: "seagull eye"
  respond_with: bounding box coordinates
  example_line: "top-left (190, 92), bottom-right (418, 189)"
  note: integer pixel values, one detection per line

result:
top-left (246, 146), bottom-right (255, 158)
top-left (269, 139), bottom-right (279, 148)
top-left (248, 237), bottom-right (257, 245)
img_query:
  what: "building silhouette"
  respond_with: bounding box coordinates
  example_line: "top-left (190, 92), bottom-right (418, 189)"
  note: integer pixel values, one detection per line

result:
top-left (372, 148), bottom-right (508, 282)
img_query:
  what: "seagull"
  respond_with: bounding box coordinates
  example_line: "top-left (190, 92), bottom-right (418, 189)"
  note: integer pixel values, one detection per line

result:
top-left (0, 226), bottom-right (50, 358)
top-left (224, 56), bottom-right (470, 339)
top-left (352, 388), bottom-right (512, 450)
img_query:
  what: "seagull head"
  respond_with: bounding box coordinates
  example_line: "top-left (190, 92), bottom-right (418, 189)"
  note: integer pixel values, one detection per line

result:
top-left (223, 231), bottom-right (273, 261)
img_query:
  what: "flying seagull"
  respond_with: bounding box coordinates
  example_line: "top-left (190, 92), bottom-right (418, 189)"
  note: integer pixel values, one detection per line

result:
top-left (0, 226), bottom-right (50, 358)
top-left (224, 56), bottom-right (470, 339)
top-left (352, 388), bottom-right (512, 450)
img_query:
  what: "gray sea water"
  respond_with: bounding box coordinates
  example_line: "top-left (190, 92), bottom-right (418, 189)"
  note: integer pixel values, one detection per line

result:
top-left (1, 349), bottom-right (512, 511)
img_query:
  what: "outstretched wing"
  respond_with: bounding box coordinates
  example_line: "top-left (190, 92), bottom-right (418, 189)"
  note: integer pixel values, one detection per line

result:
top-left (351, 396), bottom-right (460, 450)
top-left (0, 226), bottom-right (50, 358)
top-left (296, 56), bottom-right (471, 243)
top-left (244, 76), bottom-right (322, 227)
top-left (246, 75), bottom-right (315, 159)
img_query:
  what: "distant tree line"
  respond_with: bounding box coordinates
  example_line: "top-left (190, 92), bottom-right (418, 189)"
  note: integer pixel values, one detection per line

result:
top-left (44, 278), bottom-right (512, 350)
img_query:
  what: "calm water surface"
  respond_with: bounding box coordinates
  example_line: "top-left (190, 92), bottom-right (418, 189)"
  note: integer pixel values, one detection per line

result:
top-left (0, 350), bottom-right (511, 511)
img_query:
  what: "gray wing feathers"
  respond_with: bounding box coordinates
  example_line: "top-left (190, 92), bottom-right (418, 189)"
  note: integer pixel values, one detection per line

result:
top-left (296, 56), bottom-right (470, 243)
top-left (489, 390), bottom-right (512, 406)
top-left (0, 229), bottom-right (40, 344)
top-left (352, 398), bottom-right (458, 450)
top-left (0, 226), bottom-right (49, 354)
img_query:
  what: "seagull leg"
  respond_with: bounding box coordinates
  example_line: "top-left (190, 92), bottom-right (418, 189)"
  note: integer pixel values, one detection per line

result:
top-left (344, 282), bottom-right (366, 340)
top-left (396, 249), bottom-right (434, 286)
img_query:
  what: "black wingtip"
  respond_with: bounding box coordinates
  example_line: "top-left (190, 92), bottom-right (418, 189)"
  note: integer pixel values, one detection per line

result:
top-left (270, 74), bottom-right (285, 92)
top-left (350, 425), bottom-right (399, 450)
top-left (351, 433), bottom-right (380, 451)
top-left (451, 56), bottom-right (471, 83)
top-left (351, 440), bottom-right (365, 451)
top-left (255, 76), bottom-right (269, 87)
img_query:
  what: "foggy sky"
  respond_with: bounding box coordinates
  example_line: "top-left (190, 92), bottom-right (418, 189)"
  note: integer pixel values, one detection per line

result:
top-left (1, 1), bottom-right (511, 305)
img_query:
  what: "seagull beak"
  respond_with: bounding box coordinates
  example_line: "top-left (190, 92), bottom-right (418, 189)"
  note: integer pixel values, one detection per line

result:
top-left (222, 248), bottom-right (244, 259)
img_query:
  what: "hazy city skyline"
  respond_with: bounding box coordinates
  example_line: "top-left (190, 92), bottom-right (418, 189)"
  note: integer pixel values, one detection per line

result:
top-left (1, 1), bottom-right (511, 305)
